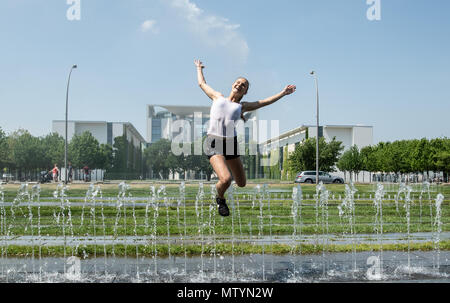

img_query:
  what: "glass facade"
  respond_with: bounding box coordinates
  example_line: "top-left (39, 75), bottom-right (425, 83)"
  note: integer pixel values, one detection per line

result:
top-left (151, 119), bottom-right (161, 142)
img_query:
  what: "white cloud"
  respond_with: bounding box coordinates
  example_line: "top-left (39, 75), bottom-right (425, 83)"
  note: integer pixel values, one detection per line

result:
top-left (141, 19), bottom-right (159, 33)
top-left (168, 0), bottom-right (249, 60)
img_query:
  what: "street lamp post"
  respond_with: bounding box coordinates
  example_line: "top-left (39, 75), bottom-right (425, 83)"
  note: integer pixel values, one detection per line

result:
top-left (310, 71), bottom-right (319, 185)
top-left (65, 64), bottom-right (77, 184)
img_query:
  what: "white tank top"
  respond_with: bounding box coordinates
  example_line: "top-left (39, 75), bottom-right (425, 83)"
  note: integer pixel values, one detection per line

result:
top-left (207, 96), bottom-right (242, 138)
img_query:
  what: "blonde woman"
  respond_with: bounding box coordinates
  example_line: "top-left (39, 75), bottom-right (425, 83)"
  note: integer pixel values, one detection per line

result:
top-left (195, 59), bottom-right (296, 216)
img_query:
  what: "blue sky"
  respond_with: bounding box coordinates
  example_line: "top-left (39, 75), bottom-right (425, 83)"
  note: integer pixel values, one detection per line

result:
top-left (0, 0), bottom-right (449, 144)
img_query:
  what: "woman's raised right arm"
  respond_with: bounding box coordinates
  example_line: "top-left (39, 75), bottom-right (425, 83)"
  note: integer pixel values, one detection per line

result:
top-left (195, 59), bottom-right (223, 101)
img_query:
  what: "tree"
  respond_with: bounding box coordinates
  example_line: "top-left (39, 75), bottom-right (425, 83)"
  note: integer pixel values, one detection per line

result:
top-left (12, 129), bottom-right (43, 171)
top-left (360, 145), bottom-right (376, 182)
top-left (337, 145), bottom-right (362, 182)
top-left (179, 139), bottom-right (203, 180)
top-left (411, 138), bottom-right (433, 176)
top-left (0, 127), bottom-right (11, 170)
top-left (41, 132), bottom-right (65, 168)
top-left (105, 135), bottom-right (143, 179)
top-left (281, 146), bottom-right (289, 180)
top-left (336, 150), bottom-right (351, 182)
top-left (69, 131), bottom-right (101, 168)
top-left (144, 139), bottom-right (173, 179)
top-left (288, 138), bottom-right (315, 174)
top-left (111, 135), bottom-right (128, 173)
top-left (431, 138), bottom-right (450, 181)
top-left (321, 138), bottom-right (345, 172)
top-left (288, 137), bottom-right (344, 176)
top-left (7, 129), bottom-right (44, 180)
top-left (193, 137), bottom-right (214, 180)
top-left (241, 140), bottom-right (259, 180)
top-left (98, 143), bottom-right (114, 170)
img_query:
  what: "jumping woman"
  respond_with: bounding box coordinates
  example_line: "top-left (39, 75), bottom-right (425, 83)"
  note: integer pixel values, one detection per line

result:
top-left (195, 59), bottom-right (296, 217)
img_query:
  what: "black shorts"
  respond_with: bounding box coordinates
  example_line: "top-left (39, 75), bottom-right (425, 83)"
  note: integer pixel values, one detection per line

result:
top-left (205, 135), bottom-right (240, 160)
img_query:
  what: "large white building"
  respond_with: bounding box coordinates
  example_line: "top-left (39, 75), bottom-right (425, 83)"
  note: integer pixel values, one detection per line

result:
top-left (52, 120), bottom-right (147, 180)
top-left (260, 124), bottom-right (373, 155)
top-left (52, 120), bottom-right (146, 150)
top-left (259, 124), bottom-right (374, 181)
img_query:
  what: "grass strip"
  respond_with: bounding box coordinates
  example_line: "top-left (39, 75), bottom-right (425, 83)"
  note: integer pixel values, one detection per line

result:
top-left (3, 240), bottom-right (449, 258)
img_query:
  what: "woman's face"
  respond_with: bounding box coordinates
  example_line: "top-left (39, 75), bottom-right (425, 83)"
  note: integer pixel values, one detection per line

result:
top-left (232, 78), bottom-right (249, 96)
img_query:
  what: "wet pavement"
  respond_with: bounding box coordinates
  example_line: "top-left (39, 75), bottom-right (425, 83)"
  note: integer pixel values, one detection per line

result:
top-left (0, 251), bottom-right (448, 282)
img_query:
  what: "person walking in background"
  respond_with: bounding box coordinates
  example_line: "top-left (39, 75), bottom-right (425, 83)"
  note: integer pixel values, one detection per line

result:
top-left (68, 162), bottom-right (73, 183)
top-left (83, 165), bottom-right (90, 182)
top-left (52, 164), bottom-right (60, 182)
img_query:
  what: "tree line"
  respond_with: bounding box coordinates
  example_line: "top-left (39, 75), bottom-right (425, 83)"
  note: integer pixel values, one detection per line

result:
top-left (0, 127), bottom-right (143, 181)
top-left (274, 137), bottom-right (449, 182)
top-left (336, 138), bottom-right (450, 182)
top-left (1, 126), bottom-right (448, 182)
top-left (144, 138), bottom-right (215, 180)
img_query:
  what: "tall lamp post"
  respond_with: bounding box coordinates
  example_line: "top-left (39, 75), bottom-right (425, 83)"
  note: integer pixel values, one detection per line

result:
top-left (310, 71), bottom-right (319, 185)
top-left (65, 64), bottom-right (77, 184)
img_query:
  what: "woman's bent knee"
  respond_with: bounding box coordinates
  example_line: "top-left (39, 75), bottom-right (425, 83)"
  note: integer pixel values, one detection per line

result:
top-left (236, 179), bottom-right (246, 187)
top-left (219, 176), bottom-right (232, 187)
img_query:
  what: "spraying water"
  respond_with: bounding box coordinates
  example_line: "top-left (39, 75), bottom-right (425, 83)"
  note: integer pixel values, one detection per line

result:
top-left (338, 181), bottom-right (358, 273)
top-left (164, 194), bottom-right (172, 282)
top-left (256, 185), bottom-right (265, 281)
top-left (396, 183), bottom-right (413, 274)
top-left (316, 182), bottom-right (329, 277)
top-left (228, 183), bottom-right (236, 280)
top-left (152, 186), bottom-right (159, 276)
top-left (53, 183), bottom-right (71, 277)
top-left (96, 185), bottom-right (108, 276)
top-left (291, 184), bottom-right (302, 280)
top-left (235, 186), bottom-right (245, 274)
top-left (194, 183), bottom-right (205, 280)
top-left (421, 181), bottom-right (433, 229)
top-left (0, 184), bottom-right (5, 279)
top-left (132, 198), bottom-right (140, 281)
top-left (433, 193), bottom-right (444, 271)
top-left (30, 184), bottom-right (42, 280)
top-left (372, 183), bottom-right (385, 280)
top-left (180, 182), bottom-right (187, 277)
top-left (87, 184), bottom-right (102, 275)
top-left (113, 182), bottom-right (130, 273)
top-left (144, 184), bottom-right (154, 275)
top-left (264, 184), bottom-right (274, 275)
top-left (209, 184), bottom-right (217, 278)
top-left (26, 186), bottom-right (35, 277)
top-left (157, 185), bottom-right (168, 278)
top-left (0, 182), bottom-right (448, 282)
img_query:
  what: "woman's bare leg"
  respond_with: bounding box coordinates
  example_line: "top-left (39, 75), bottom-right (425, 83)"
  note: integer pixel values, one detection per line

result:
top-left (226, 157), bottom-right (246, 188)
top-left (209, 155), bottom-right (232, 199)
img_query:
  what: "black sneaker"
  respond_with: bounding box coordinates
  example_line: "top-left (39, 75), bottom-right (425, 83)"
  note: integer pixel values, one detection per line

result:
top-left (216, 197), bottom-right (230, 217)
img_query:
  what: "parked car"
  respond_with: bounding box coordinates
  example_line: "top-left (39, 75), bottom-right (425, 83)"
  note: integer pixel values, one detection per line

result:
top-left (294, 171), bottom-right (344, 184)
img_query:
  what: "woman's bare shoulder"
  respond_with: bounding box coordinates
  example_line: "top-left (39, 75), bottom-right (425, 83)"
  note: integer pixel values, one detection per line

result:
top-left (211, 94), bottom-right (225, 101)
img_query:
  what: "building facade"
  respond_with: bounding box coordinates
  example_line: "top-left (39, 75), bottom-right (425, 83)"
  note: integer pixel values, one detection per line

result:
top-left (52, 120), bottom-right (146, 150)
top-left (260, 125), bottom-right (373, 155)
top-left (52, 120), bottom-right (147, 179)
top-left (146, 104), bottom-right (258, 145)
top-left (146, 104), bottom-right (259, 180)
top-left (259, 124), bottom-right (374, 181)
